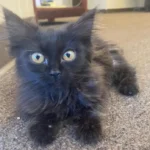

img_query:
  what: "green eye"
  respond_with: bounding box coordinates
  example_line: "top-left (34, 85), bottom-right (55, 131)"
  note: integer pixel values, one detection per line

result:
top-left (31, 53), bottom-right (45, 64)
top-left (63, 50), bottom-right (76, 62)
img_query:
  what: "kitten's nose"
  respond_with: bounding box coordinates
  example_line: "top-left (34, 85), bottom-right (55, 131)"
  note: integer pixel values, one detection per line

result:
top-left (49, 69), bottom-right (61, 77)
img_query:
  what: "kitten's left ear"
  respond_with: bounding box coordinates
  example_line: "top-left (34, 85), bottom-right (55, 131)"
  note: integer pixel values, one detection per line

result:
top-left (68, 9), bottom-right (97, 42)
top-left (2, 7), bottom-right (38, 56)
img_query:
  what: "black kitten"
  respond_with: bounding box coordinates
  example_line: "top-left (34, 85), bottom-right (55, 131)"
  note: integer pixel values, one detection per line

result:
top-left (3, 8), bottom-right (139, 147)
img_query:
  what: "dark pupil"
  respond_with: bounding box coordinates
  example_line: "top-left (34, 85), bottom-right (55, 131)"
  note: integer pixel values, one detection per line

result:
top-left (36, 55), bottom-right (40, 60)
top-left (66, 53), bottom-right (70, 58)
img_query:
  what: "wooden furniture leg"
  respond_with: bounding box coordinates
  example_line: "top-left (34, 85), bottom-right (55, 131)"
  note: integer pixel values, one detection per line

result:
top-left (81, 0), bottom-right (88, 11)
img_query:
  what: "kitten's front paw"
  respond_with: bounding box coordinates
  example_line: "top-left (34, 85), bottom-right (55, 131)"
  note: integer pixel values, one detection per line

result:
top-left (29, 123), bottom-right (56, 146)
top-left (119, 83), bottom-right (139, 96)
top-left (75, 121), bottom-right (102, 145)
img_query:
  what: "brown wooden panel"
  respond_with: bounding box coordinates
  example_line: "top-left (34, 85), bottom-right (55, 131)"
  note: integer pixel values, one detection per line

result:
top-left (36, 7), bottom-right (85, 19)
top-left (81, 0), bottom-right (87, 11)
top-left (32, 0), bottom-right (38, 22)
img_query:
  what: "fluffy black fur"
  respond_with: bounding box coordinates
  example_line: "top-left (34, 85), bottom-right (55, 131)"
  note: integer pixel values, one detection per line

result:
top-left (3, 8), bottom-right (139, 147)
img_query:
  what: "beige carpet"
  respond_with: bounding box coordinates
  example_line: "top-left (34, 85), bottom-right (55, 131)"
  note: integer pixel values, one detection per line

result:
top-left (0, 12), bottom-right (150, 150)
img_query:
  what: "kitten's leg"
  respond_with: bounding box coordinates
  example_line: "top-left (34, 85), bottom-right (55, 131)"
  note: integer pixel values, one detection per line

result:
top-left (72, 82), bottom-right (103, 145)
top-left (74, 108), bottom-right (102, 145)
top-left (28, 113), bottom-right (60, 146)
top-left (110, 50), bottom-right (139, 96)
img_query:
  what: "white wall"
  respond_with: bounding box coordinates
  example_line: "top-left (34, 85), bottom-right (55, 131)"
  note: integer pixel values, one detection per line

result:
top-left (106, 0), bottom-right (145, 9)
top-left (88, 0), bottom-right (106, 9)
top-left (0, 0), bottom-right (34, 18)
top-left (137, 0), bottom-right (145, 7)
top-left (55, 0), bottom-right (145, 10)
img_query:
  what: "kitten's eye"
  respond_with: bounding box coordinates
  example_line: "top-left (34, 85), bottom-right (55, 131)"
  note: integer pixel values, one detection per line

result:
top-left (31, 53), bottom-right (45, 64)
top-left (63, 50), bottom-right (76, 62)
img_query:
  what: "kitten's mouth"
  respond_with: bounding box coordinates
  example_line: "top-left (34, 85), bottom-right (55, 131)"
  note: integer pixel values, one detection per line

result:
top-left (53, 76), bottom-right (60, 82)
top-left (47, 77), bottom-right (61, 85)
top-left (41, 75), bottom-right (62, 85)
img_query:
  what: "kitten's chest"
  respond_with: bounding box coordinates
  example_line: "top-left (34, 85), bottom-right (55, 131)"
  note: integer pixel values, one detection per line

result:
top-left (46, 86), bottom-right (84, 118)
top-left (47, 85), bottom-right (69, 103)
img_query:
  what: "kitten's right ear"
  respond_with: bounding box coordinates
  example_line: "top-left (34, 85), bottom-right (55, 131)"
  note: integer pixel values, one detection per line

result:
top-left (2, 7), bottom-right (38, 56)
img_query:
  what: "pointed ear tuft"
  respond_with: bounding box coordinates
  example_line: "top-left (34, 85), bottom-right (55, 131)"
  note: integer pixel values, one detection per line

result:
top-left (77, 8), bottom-right (96, 26)
top-left (2, 7), bottom-right (38, 56)
top-left (68, 9), bottom-right (97, 42)
top-left (2, 7), bottom-right (38, 43)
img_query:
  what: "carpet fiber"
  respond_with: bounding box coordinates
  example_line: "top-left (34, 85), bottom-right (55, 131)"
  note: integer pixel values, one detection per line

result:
top-left (0, 12), bottom-right (150, 150)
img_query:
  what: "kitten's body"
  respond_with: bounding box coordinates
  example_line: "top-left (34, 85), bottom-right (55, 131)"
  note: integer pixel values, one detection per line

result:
top-left (3, 8), bottom-right (139, 146)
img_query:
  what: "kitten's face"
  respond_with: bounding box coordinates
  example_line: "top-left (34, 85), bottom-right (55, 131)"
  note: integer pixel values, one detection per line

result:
top-left (17, 29), bottom-right (90, 85)
top-left (3, 8), bottom-right (96, 86)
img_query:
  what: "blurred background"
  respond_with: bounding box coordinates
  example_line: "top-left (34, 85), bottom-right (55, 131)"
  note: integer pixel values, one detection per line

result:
top-left (0, 0), bottom-right (148, 19)
top-left (0, 0), bottom-right (149, 69)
